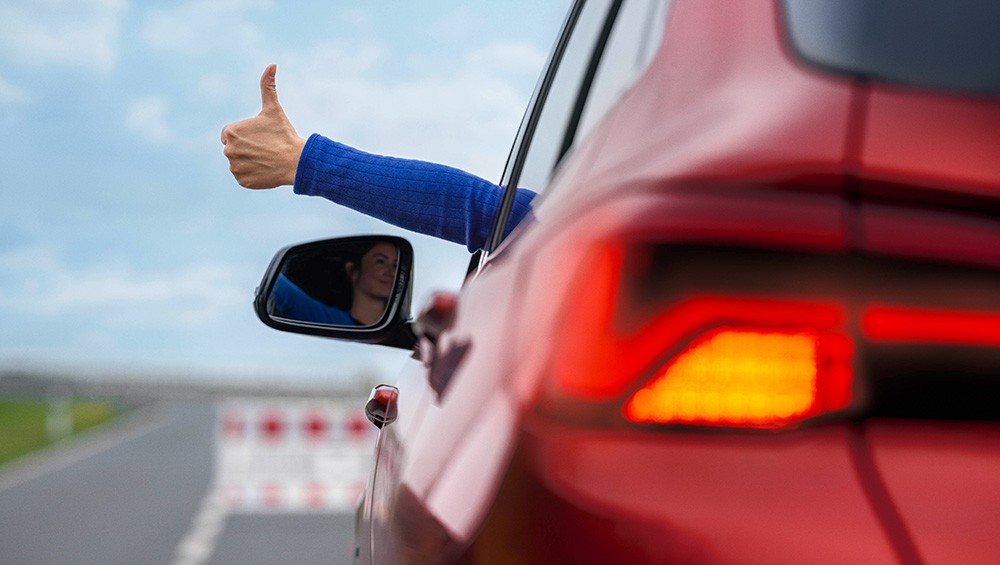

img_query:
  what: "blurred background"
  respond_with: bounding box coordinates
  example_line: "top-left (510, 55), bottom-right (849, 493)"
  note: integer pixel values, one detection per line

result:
top-left (0, 1), bottom-right (570, 563)
top-left (0, 0), bottom-right (569, 384)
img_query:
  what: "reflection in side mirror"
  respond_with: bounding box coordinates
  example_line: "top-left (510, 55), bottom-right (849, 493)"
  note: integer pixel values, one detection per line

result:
top-left (254, 236), bottom-right (415, 347)
top-left (270, 239), bottom-right (399, 328)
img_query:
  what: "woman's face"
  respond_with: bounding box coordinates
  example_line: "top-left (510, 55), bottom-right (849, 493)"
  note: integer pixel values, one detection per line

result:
top-left (349, 242), bottom-right (398, 301)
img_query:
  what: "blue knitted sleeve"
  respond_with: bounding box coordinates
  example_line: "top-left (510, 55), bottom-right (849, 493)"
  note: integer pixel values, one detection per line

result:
top-left (293, 134), bottom-right (536, 252)
top-left (271, 273), bottom-right (357, 326)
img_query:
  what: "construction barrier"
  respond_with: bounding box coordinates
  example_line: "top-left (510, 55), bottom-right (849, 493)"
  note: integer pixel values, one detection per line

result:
top-left (214, 397), bottom-right (377, 513)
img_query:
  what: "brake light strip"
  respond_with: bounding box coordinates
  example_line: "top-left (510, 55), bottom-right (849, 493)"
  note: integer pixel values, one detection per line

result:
top-left (862, 306), bottom-right (1000, 347)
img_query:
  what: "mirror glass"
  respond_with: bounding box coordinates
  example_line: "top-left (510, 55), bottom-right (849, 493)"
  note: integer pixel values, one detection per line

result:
top-left (266, 238), bottom-right (400, 328)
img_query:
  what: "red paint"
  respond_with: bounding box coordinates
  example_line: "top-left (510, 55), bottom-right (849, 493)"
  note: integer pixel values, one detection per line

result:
top-left (262, 482), bottom-right (282, 508)
top-left (345, 414), bottom-right (369, 443)
top-left (861, 87), bottom-right (1000, 198)
top-left (221, 411), bottom-right (244, 440)
top-left (301, 410), bottom-right (329, 443)
top-left (306, 481), bottom-right (325, 508)
top-left (259, 411), bottom-right (284, 443)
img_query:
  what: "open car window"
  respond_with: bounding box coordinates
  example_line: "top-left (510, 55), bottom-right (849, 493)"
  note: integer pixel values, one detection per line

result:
top-left (484, 0), bottom-right (672, 254)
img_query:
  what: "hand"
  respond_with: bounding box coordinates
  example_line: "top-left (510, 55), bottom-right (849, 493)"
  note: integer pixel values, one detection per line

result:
top-left (221, 64), bottom-right (306, 189)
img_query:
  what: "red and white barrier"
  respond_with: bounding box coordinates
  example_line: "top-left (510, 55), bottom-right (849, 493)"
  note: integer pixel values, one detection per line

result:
top-left (215, 398), bottom-right (376, 513)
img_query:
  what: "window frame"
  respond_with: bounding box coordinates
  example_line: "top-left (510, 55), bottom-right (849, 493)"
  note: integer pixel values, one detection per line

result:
top-left (482, 0), bottom-right (635, 256)
top-left (479, 0), bottom-right (669, 265)
top-left (481, 0), bottom-right (589, 255)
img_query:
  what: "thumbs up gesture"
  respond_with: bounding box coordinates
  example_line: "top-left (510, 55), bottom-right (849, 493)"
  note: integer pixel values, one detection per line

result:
top-left (221, 64), bottom-right (306, 189)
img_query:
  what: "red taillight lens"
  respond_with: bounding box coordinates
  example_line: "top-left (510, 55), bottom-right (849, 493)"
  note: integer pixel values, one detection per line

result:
top-left (862, 306), bottom-right (1000, 347)
top-left (550, 242), bottom-right (854, 429)
top-left (624, 328), bottom-right (852, 428)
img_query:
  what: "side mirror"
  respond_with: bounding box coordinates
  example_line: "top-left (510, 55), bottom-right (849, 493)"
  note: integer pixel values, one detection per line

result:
top-left (254, 235), bottom-right (416, 348)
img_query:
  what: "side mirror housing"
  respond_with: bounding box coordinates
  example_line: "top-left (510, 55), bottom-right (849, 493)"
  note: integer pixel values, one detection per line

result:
top-left (253, 235), bottom-right (416, 349)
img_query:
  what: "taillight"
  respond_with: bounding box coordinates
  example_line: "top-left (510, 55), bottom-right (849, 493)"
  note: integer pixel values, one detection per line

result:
top-left (623, 328), bottom-right (852, 428)
top-left (862, 306), bottom-right (1000, 347)
top-left (550, 242), bottom-right (855, 429)
top-left (547, 236), bottom-right (1000, 429)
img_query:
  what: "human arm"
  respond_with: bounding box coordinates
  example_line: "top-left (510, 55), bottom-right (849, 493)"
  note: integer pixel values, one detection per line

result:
top-left (221, 64), bottom-right (537, 251)
top-left (270, 273), bottom-right (358, 326)
top-left (294, 134), bottom-right (536, 252)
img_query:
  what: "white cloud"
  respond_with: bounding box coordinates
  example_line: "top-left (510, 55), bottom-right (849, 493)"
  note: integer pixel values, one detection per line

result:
top-left (280, 40), bottom-right (546, 179)
top-left (465, 42), bottom-right (548, 76)
top-left (142, 0), bottom-right (270, 56)
top-left (0, 0), bottom-right (127, 72)
top-left (0, 245), bottom-right (246, 327)
top-left (125, 96), bottom-right (173, 144)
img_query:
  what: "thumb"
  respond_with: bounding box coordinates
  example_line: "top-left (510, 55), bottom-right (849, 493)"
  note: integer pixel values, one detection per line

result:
top-left (259, 63), bottom-right (282, 114)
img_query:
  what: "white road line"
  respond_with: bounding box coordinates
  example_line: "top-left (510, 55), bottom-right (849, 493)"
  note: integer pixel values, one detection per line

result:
top-left (0, 403), bottom-right (168, 495)
top-left (172, 484), bottom-right (228, 565)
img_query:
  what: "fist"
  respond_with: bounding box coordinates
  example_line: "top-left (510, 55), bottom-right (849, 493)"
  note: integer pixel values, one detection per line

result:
top-left (221, 64), bottom-right (306, 189)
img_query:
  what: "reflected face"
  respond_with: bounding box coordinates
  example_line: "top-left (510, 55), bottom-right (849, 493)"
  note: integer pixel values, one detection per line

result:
top-left (349, 242), bottom-right (398, 301)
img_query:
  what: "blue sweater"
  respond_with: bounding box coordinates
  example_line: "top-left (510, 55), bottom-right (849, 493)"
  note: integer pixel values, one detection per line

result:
top-left (270, 273), bottom-right (358, 326)
top-left (293, 134), bottom-right (536, 252)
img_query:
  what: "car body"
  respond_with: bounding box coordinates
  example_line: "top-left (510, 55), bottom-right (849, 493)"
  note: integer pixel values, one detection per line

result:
top-left (256, 0), bottom-right (1000, 563)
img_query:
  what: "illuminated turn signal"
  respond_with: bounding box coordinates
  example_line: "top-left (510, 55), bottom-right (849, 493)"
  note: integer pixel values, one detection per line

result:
top-left (625, 328), bottom-right (852, 428)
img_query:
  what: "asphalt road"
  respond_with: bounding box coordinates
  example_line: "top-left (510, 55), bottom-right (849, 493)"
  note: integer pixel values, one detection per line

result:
top-left (0, 400), bottom-right (356, 565)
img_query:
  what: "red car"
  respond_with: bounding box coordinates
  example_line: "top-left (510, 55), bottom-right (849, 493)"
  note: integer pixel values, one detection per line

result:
top-left (255, 0), bottom-right (1000, 563)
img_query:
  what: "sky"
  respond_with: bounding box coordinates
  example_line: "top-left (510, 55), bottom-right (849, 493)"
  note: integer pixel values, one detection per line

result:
top-left (0, 0), bottom-right (572, 385)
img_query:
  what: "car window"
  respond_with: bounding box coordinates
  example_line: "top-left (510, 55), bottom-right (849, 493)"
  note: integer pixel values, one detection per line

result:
top-left (783, 0), bottom-right (1000, 96)
top-left (573, 0), bottom-right (672, 144)
top-left (507, 0), bottom-right (616, 196)
top-left (515, 0), bottom-right (671, 196)
top-left (484, 0), bottom-right (670, 255)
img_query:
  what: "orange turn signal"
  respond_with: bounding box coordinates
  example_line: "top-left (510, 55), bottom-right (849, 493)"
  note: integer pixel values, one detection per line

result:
top-left (625, 328), bottom-right (852, 428)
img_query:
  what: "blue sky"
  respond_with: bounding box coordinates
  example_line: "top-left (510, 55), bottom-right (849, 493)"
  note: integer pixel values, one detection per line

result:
top-left (0, 0), bottom-right (571, 384)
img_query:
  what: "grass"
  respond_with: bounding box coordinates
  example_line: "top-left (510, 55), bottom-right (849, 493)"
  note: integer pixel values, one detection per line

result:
top-left (0, 397), bottom-right (121, 467)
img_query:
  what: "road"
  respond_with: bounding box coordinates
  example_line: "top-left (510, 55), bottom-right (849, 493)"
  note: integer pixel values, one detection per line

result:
top-left (0, 400), bottom-right (359, 565)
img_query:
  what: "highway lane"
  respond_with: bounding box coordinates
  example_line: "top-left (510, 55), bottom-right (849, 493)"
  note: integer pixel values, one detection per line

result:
top-left (211, 514), bottom-right (355, 564)
top-left (0, 399), bottom-right (358, 564)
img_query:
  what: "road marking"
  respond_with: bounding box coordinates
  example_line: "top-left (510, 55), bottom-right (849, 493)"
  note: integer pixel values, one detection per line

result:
top-left (0, 403), bottom-right (168, 495)
top-left (172, 485), bottom-right (227, 565)
top-left (171, 397), bottom-right (377, 564)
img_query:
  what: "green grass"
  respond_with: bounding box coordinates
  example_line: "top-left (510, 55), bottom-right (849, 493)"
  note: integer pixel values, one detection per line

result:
top-left (0, 397), bottom-right (121, 466)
